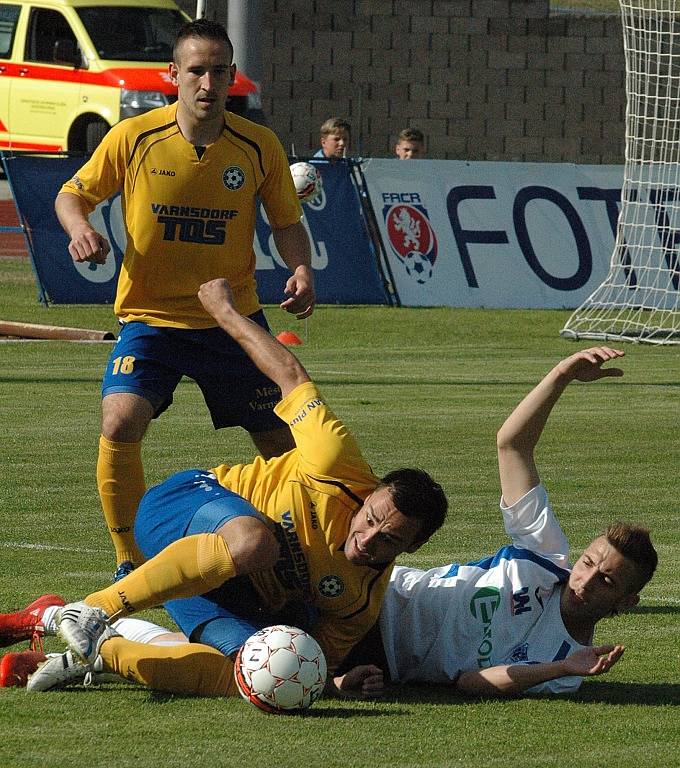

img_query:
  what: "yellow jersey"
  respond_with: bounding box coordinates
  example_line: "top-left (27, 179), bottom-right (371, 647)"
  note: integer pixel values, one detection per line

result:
top-left (60, 103), bottom-right (302, 327)
top-left (211, 381), bottom-right (388, 673)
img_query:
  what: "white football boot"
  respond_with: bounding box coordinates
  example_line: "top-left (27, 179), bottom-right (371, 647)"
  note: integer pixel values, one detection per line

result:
top-left (26, 648), bottom-right (122, 692)
top-left (56, 602), bottom-right (114, 664)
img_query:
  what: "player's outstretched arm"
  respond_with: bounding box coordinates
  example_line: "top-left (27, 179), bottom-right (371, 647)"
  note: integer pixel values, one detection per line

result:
top-left (55, 191), bottom-right (110, 265)
top-left (198, 278), bottom-right (310, 397)
top-left (271, 221), bottom-right (316, 319)
top-left (497, 347), bottom-right (625, 506)
top-left (455, 644), bottom-right (625, 698)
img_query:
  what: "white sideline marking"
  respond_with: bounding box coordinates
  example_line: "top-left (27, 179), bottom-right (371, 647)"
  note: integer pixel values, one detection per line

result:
top-left (642, 596), bottom-right (680, 605)
top-left (0, 540), bottom-right (109, 554)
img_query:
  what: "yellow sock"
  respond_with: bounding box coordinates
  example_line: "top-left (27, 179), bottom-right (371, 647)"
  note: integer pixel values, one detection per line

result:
top-left (100, 636), bottom-right (237, 696)
top-left (85, 533), bottom-right (237, 618)
top-left (97, 435), bottom-right (146, 566)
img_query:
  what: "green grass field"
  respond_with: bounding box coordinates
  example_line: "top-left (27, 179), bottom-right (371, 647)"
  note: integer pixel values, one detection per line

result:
top-left (0, 256), bottom-right (678, 767)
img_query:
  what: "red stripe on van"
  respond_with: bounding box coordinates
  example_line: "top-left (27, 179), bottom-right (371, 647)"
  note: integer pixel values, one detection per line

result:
top-left (1, 63), bottom-right (257, 96)
top-left (0, 139), bottom-right (63, 150)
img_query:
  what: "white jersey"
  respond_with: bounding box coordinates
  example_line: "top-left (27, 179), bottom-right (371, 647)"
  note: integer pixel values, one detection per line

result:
top-left (379, 485), bottom-right (587, 694)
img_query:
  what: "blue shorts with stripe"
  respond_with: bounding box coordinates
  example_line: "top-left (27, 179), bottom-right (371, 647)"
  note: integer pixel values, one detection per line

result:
top-left (135, 469), bottom-right (276, 656)
top-left (101, 315), bottom-right (285, 432)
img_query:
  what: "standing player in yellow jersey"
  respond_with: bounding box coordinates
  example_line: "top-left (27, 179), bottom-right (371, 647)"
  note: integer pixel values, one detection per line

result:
top-left (55, 20), bottom-right (315, 581)
top-left (24, 276), bottom-right (447, 697)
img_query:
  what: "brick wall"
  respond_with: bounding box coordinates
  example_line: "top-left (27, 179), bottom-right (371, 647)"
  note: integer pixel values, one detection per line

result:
top-left (182, 0), bottom-right (627, 164)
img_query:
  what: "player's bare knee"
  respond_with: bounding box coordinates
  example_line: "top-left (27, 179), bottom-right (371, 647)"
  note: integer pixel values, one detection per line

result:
top-left (101, 393), bottom-right (154, 442)
top-left (220, 519), bottom-right (279, 574)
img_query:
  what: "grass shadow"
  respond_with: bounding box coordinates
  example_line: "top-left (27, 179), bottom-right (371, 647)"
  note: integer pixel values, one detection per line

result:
top-left (375, 680), bottom-right (680, 707)
top-left (568, 681), bottom-right (680, 706)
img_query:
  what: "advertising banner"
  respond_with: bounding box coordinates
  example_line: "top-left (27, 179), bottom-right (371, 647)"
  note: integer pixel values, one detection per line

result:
top-left (255, 159), bottom-right (387, 304)
top-left (2, 154), bottom-right (387, 305)
top-left (362, 158), bottom-right (624, 308)
top-left (4, 154), bottom-right (121, 304)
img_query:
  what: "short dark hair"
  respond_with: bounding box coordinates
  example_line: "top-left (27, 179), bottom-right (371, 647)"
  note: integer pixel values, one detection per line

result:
top-left (397, 127), bottom-right (424, 144)
top-left (377, 468), bottom-right (447, 543)
top-left (173, 19), bottom-right (233, 63)
top-left (603, 521), bottom-right (658, 592)
top-left (320, 117), bottom-right (352, 138)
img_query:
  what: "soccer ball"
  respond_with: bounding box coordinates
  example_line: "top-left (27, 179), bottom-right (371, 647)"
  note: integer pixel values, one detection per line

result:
top-left (234, 625), bottom-right (327, 714)
top-left (289, 162), bottom-right (322, 203)
top-left (403, 250), bottom-right (434, 283)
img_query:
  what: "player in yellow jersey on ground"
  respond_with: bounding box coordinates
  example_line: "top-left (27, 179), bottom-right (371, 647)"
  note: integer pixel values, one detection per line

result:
top-left (22, 277), bottom-right (446, 697)
top-left (55, 19), bottom-right (315, 581)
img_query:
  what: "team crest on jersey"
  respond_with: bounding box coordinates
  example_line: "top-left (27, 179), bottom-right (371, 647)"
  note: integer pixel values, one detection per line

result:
top-left (318, 574), bottom-right (345, 598)
top-left (382, 202), bottom-right (438, 284)
top-left (223, 165), bottom-right (245, 190)
top-left (508, 643), bottom-right (529, 663)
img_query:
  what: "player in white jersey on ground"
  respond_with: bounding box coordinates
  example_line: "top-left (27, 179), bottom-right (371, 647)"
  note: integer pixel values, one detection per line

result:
top-left (340, 345), bottom-right (657, 697)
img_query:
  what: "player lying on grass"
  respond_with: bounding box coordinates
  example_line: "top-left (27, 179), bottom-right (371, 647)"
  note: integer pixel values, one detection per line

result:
top-left (0, 348), bottom-right (657, 698)
top-left (0, 277), bottom-right (446, 697)
top-left (350, 345), bottom-right (657, 697)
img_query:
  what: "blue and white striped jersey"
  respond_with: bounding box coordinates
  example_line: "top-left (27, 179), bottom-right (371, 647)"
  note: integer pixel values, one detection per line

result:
top-left (379, 484), bottom-right (587, 693)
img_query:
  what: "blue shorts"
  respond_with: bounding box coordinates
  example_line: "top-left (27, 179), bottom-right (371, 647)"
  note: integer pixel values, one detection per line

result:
top-left (101, 316), bottom-right (285, 432)
top-left (135, 469), bottom-right (275, 656)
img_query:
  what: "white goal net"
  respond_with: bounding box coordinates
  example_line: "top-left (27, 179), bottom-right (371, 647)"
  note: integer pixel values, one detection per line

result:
top-left (561, 0), bottom-right (680, 344)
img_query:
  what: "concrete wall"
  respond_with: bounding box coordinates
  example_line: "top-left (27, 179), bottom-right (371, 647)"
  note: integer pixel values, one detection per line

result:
top-left (180, 0), bottom-right (627, 164)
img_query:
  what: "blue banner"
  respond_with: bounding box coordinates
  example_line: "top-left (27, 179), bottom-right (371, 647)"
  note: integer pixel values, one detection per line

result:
top-left (2, 153), bottom-right (388, 306)
top-left (3, 153), bottom-right (121, 303)
top-left (255, 159), bottom-right (388, 304)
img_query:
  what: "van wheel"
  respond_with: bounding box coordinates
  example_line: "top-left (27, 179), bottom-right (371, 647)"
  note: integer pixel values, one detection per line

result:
top-left (85, 120), bottom-right (109, 152)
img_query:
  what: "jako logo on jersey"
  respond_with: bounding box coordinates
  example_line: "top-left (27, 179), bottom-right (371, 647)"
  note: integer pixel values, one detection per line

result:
top-left (150, 168), bottom-right (176, 176)
top-left (469, 586), bottom-right (501, 668)
top-left (382, 199), bottom-right (438, 285)
top-left (223, 165), bottom-right (245, 190)
top-left (151, 203), bottom-right (238, 245)
top-left (318, 574), bottom-right (345, 598)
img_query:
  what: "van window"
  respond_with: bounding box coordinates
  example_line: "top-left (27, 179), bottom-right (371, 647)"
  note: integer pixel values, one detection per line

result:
top-left (76, 6), bottom-right (185, 62)
top-left (26, 8), bottom-right (78, 64)
top-left (0, 4), bottom-right (20, 59)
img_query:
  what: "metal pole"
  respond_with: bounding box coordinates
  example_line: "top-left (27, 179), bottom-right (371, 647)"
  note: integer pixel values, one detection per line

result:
top-left (195, 0), bottom-right (206, 19)
top-left (227, 0), bottom-right (266, 123)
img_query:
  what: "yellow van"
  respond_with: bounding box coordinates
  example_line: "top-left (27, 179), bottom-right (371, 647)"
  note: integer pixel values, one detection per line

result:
top-left (0, 0), bottom-right (257, 152)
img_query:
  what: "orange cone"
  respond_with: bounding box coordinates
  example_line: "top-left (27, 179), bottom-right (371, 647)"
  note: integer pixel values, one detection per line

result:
top-left (276, 331), bottom-right (303, 345)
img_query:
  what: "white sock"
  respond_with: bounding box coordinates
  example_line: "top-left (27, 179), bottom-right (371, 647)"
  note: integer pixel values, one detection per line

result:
top-left (41, 605), bottom-right (61, 635)
top-left (111, 617), bottom-right (185, 646)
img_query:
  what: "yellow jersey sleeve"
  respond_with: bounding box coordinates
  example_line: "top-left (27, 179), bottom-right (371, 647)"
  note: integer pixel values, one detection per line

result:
top-left (59, 118), bottom-right (130, 210)
top-left (255, 128), bottom-right (303, 230)
top-left (274, 381), bottom-right (376, 486)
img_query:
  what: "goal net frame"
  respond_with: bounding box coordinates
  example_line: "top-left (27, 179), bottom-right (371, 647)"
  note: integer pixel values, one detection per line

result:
top-left (561, 0), bottom-right (680, 344)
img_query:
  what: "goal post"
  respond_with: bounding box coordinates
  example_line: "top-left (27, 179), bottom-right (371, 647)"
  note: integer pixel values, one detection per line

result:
top-left (561, 0), bottom-right (680, 344)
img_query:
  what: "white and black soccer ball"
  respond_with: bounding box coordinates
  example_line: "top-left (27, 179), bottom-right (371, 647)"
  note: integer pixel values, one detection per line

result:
top-left (289, 162), bottom-right (322, 203)
top-left (234, 625), bottom-right (327, 714)
top-left (403, 250), bottom-right (434, 283)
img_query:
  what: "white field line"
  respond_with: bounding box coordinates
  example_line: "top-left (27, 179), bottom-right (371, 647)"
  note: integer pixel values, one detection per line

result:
top-left (0, 540), bottom-right (109, 554)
